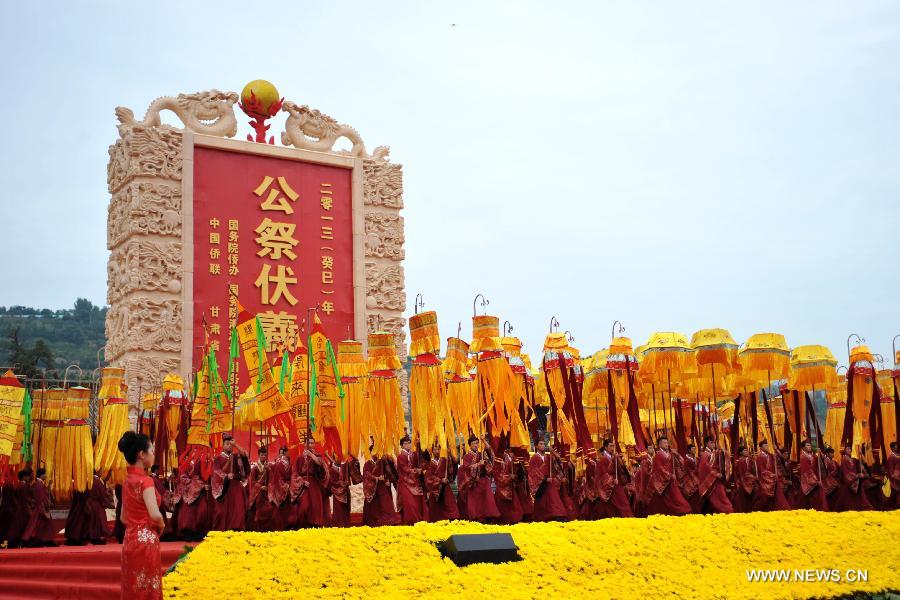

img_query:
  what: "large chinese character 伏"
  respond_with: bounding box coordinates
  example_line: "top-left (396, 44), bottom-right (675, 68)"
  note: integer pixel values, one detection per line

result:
top-left (254, 264), bottom-right (299, 306)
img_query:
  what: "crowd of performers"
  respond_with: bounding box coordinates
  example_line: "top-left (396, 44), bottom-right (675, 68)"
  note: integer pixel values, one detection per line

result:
top-left (3, 432), bottom-right (895, 547)
top-left (0, 313), bottom-right (897, 545)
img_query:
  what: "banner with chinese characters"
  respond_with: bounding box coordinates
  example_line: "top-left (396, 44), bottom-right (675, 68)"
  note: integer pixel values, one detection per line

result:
top-left (193, 147), bottom-right (354, 393)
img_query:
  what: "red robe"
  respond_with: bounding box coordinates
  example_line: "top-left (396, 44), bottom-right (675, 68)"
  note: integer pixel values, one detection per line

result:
top-left (632, 459), bottom-right (652, 518)
top-left (794, 450), bottom-right (828, 511)
top-left (362, 457), bottom-right (399, 526)
top-left (5, 481), bottom-right (31, 546)
top-left (88, 475), bottom-right (114, 541)
top-left (23, 478), bottom-right (55, 544)
top-left (579, 457), bottom-right (600, 520)
top-left (776, 455), bottom-right (797, 507)
top-left (177, 459), bottom-right (211, 537)
top-left (834, 456), bottom-right (873, 512)
top-left (729, 456), bottom-right (757, 513)
top-left (65, 491), bottom-right (90, 544)
top-left (822, 455), bottom-right (840, 510)
top-left (397, 449), bottom-right (428, 524)
top-left (493, 453), bottom-right (523, 524)
top-left (647, 450), bottom-right (693, 516)
top-left (886, 451), bottom-right (900, 511)
top-left (425, 456), bottom-right (459, 521)
top-left (527, 451), bottom-right (567, 521)
top-left (596, 451), bottom-right (633, 518)
top-left (753, 450), bottom-right (790, 511)
top-left (698, 449), bottom-right (734, 514)
top-left (328, 459), bottom-right (361, 527)
top-left (268, 455), bottom-right (293, 530)
top-left (212, 451), bottom-right (248, 531)
top-left (0, 482), bottom-right (18, 542)
top-left (248, 460), bottom-right (274, 531)
top-left (291, 450), bottom-right (328, 527)
top-left (676, 453), bottom-right (701, 513)
top-left (457, 450), bottom-right (500, 521)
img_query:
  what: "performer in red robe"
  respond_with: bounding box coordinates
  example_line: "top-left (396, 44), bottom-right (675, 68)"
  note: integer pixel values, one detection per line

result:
top-left (23, 469), bottom-right (56, 547)
top-left (248, 447), bottom-right (274, 531)
top-left (291, 437), bottom-right (329, 528)
top-left (729, 446), bottom-right (757, 513)
top-left (177, 454), bottom-right (211, 541)
top-left (328, 456), bottom-right (361, 527)
top-left (698, 437), bottom-right (734, 514)
top-left (396, 436), bottom-right (428, 524)
top-left (753, 440), bottom-right (791, 511)
top-left (821, 448), bottom-right (840, 511)
top-left (494, 447), bottom-right (524, 524)
top-left (362, 453), bottom-right (400, 526)
top-left (0, 477), bottom-right (18, 544)
top-left (425, 443), bottom-right (459, 521)
top-left (795, 441), bottom-right (828, 511)
top-left (268, 447), bottom-right (293, 530)
top-left (5, 470), bottom-right (32, 548)
top-left (65, 489), bottom-right (90, 546)
top-left (676, 444), bottom-right (701, 513)
top-left (579, 449), bottom-right (600, 520)
top-left (777, 448), bottom-right (797, 508)
top-left (883, 442), bottom-right (900, 511)
top-left (559, 457), bottom-right (578, 521)
top-left (87, 471), bottom-right (114, 543)
top-left (647, 437), bottom-right (692, 516)
top-left (527, 439), bottom-right (567, 521)
top-left (150, 466), bottom-right (170, 538)
top-left (211, 434), bottom-right (248, 531)
top-left (596, 440), bottom-right (633, 518)
top-left (457, 436), bottom-right (500, 522)
top-left (862, 461), bottom-right (886, 510)
top-left (515, 451), bottom-right (534, 522)
top-left (632, 449), bottom-right (653, 518)
top-left (834, 446), bottom-right (873, 511)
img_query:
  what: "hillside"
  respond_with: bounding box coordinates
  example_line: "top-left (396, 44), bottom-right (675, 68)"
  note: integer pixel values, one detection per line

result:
top-left (0, 298), bottom-right (107, 378)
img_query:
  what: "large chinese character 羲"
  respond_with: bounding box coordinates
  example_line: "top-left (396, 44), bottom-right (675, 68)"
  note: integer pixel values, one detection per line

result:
top-left (254, 218), bottom-right (299, 260)
top-left (254, 264), bottom-right (299, 306)
top-left (253, 175), bottom-right (299, 214)
top-left (258, 310), bottom-right (300, 352)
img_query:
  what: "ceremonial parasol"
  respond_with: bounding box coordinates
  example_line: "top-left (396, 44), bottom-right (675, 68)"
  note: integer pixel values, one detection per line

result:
top-left (409, 304), bottom-right (456, 457)
top-left (640, 331), bottom-right (696, 452)
top-left (366, 331), bottom-right (404, 458)
top-left (690, 328), bottom-right (741, 442)
top-left (786, 344), bottom-right (837, 457)
top-left (738, 333), bottom-right (790, 452)
top-left (337, 340), bottom-right (369, 460)
top-left (94, 367), bottom-right (130, 485)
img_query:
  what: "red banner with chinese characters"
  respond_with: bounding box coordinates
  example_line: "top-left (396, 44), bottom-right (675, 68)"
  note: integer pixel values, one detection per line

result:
top-left (192, 146), bottom-right (354, 393)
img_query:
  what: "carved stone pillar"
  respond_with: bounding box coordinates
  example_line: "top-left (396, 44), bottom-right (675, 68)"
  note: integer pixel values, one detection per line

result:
top-left (106, 90), bottom-right (407, 414)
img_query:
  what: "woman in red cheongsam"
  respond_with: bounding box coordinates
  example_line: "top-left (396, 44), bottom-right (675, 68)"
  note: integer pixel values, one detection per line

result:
top-left (118, 432), bottom-right (166, 600)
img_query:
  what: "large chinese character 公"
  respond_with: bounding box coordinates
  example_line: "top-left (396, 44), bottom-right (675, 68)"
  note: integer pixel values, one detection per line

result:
top-left (253, 175), bottom-right (299, 214)
top-left (255, 218), bottom-right (299, 260)
top-left (258, 310), bottom-right (300, 352)
top-left (254, 264), bottom-right (299, 306)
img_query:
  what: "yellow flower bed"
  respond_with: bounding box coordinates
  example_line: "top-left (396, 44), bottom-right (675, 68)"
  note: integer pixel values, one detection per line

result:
top-left (164, 511), bottom-right (900, 599)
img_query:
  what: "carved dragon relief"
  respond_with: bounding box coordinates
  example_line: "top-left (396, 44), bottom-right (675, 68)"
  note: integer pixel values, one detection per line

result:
top-left (281, 101), bottom-right (390, 160)
top-left (114, 90), bottom-right (239, 138)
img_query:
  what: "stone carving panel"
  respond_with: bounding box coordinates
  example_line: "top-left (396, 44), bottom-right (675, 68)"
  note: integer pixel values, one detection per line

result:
top-left (365, 262), bottom-right (405, 311)
top-left (364, 212), bottom-right (405, 260)
top-left (105, 296), bottom-right (182, 361)
top-left (107, 239), bottom-right (182, 304)
top-left (108, 125), bottom-right (183, 193)
top-left (108, 182), bottom-right (182, 249)
top-left (362, 160), bottom-right (403, 208)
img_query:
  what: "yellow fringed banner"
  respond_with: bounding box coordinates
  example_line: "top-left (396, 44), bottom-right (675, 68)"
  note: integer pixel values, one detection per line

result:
top-left (409, 311), bottom-right (457, 457)
top-left (338, 340), bottom-right (369, 460)
top-left (56, 386), bottom-right (94, 502)
top-left (94, 367), bottom-right (130, 485)
top-left (367, 332), bottom-right (404, 457)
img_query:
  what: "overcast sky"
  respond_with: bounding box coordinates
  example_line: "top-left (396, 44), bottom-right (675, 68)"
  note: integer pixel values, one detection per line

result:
top-left (0, 1), bottom-right (897, 367)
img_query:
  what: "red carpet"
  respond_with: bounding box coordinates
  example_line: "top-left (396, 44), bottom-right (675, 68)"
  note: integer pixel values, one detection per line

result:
top-left (0, 541), bottom-right (191, 599)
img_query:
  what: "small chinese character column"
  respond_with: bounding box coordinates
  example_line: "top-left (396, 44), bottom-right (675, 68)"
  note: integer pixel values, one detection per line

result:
top-left (319, 182), bottom-right (335, 315)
